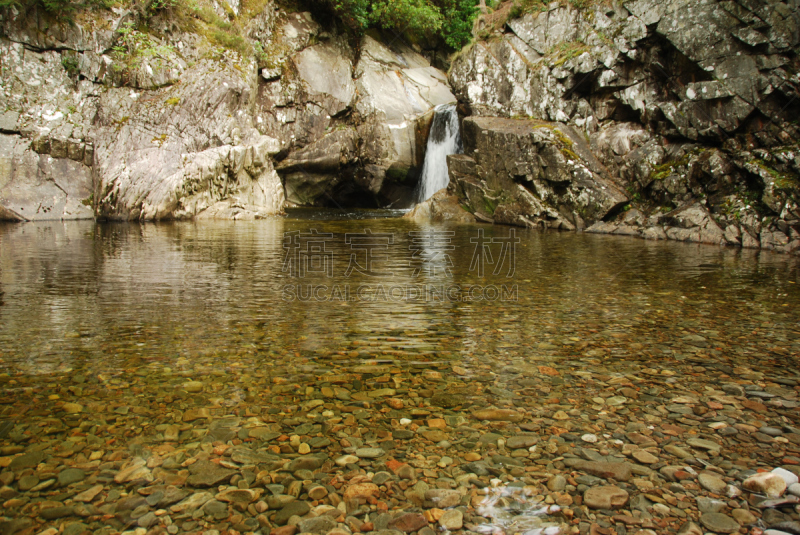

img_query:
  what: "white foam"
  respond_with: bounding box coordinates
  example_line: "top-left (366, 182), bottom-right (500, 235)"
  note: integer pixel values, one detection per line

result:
top-left (414, 103), bottom-right (462, 203)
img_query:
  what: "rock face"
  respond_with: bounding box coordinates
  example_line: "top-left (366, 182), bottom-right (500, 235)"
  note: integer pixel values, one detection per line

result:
top-left (0, 134), bottom-right (93, 221)
top-left (449, 0), bottom-right (800, 253)
top-left (0, 3), bottom-right (454, 220)
top-left (403, 189), bottom-right (475, 223)
top-left (452, 116), bottom-right (628, 229)
top-left (257, 22), bottom-right (455, 208)
top-left (0, 36), bottom-right (96, 221)
top-left (3, 0), bottom-right (799, 245)
top-left (92, 58), bottom-right (286, 220)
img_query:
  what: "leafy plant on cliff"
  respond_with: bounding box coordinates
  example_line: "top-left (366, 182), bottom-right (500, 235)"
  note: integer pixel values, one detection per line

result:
top-left (190, 3), bottom-right (256, 57)
top-left (0, 0), bottom-right (114, 17)
top-left (436, 0), bottom-right (478, 49)
top-left (112, 22), bottom-right (176, 78)
top-left (509, 0), bottom-right (546, 19)
top-left (751, 158), bottom-right (799, 191)
top-left (61, 54), bottom-right (80, 77)
top-left (313, 0), bottom-right (479, 50)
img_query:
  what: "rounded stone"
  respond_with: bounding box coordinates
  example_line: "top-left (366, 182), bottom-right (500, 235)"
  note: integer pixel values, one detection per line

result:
top-left (699, 513), bottom-right (740, 534)
top-left (355, 447), bottom-right (384, 459)
top-left (632, 450), bottom-right (659, 464)
top-left (731, 508), bottom-right (757, 525)
top-left (396, 465), bottom-right (416, 480)
top-left (335, 455), bottom-right (359, 466)
top-left (58, 468), bottom-right (86, 487)
top-left (439, 509), bottom-right (463, 530)
top-left (698, 473), bottom-right (727, 494)
top-left (743, 472), bottom-right (787, 498)
top-left (583, 486), bottom-right (629, 509)
top-left (696, 497), bottom-right (726, 513)
top-left (547, 475), bottom-right (566, 492)
top-left (297, 516), bottom-right (337, 534)
top-left (62, 403), bottom-right (83, 414)
top-left (274, 501), bottom-right (310, 525)
top-left (18, 475), bottom-right (39, 491)
top-left (389, 513), bottom-right (428, 532)
top-left (687, 438), bottom-right (722, 452)
top-left (308, 486), bottom-right (328, 500)
top-left (343, 483), bottom-right (379, 500)
top-left (183, 381), bottom-right (204, 393)
top-left (772, 468), bottom-right (799, 487)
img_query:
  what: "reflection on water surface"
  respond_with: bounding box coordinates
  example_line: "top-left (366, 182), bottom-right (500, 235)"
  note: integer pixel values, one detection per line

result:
top-left (0, 218), bottom-right (798, 535)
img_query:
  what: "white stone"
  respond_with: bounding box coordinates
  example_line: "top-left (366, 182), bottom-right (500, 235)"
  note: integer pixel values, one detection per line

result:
top-left (742, 472), bottom-right (787, 498)
top-left (772, 467), bottom-right (799, 487)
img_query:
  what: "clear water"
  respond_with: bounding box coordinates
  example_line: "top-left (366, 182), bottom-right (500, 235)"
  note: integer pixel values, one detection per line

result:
top-left (1, 217), bottom-right (799, 533)
top-left (2, 217), bottom-right (799, 409)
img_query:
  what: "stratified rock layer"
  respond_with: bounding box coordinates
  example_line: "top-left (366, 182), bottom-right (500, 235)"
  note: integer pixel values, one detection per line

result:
top-left (449, 0), bottom-right (800, 253)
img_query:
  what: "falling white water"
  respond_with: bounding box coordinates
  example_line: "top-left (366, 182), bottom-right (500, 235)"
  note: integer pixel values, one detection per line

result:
top-left (414, 103), bottom-right (463, 203)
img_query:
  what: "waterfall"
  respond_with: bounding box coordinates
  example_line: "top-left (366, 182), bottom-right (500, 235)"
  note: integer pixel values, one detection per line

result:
top-left (414, 103), bottom-right (463, 203)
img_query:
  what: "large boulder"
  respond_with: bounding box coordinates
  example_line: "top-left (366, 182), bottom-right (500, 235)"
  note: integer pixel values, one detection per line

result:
top-left (403, 189), bottom-right (475, 223)
top-left (293, 41), bottom-right (356, 117)
top-left (0, 134), bottom-right (93, 221)
top-left (453, 116), bottom-right (627, 229)
top-left (93, 54), bottom-right (285, 220)
top-left (448, 0), bottom-right (800, 253)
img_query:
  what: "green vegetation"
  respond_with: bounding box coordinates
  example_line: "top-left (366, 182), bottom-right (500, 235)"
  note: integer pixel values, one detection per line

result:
top-left (750, 158), bottom-right (798, 191)
top-left (0, 0), bottom-right (193, 18)
top-left (191, 4), bottom-right (254, 56)
top-left (483, 195), bottom-right (498, 215)
top-left (648, 151), bottom-right (697, 182)
top-left (113, 115), bottom-right (130, 131)
top-left (624, 185), bottom-right (641, 203)
top-left (550, 40), bottom-right (588, 67)
top-left (650, 162), bottom-right (677, 181)
top-left (539, 126), bottom-right (580, 161)
top-left (438, 0), bottom-right (479, 49)
top-left (61, 55), bottom-right (80, 77)
top-left (314, 0), bottom-right (478, 50)
top-left (165, 96), bottom-right (181, 105)
top-left (509, 0), bottom-right (546, 19)
top-left (112, 21), bottom-right (176, 78)
top-left (0, 0), bottom-right (114, 17)
top-left (385, 166), bottom-right (414, 184)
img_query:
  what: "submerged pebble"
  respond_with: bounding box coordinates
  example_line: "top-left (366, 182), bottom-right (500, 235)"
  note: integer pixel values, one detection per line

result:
top-left (0, 221), bottom-right (799, 535)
